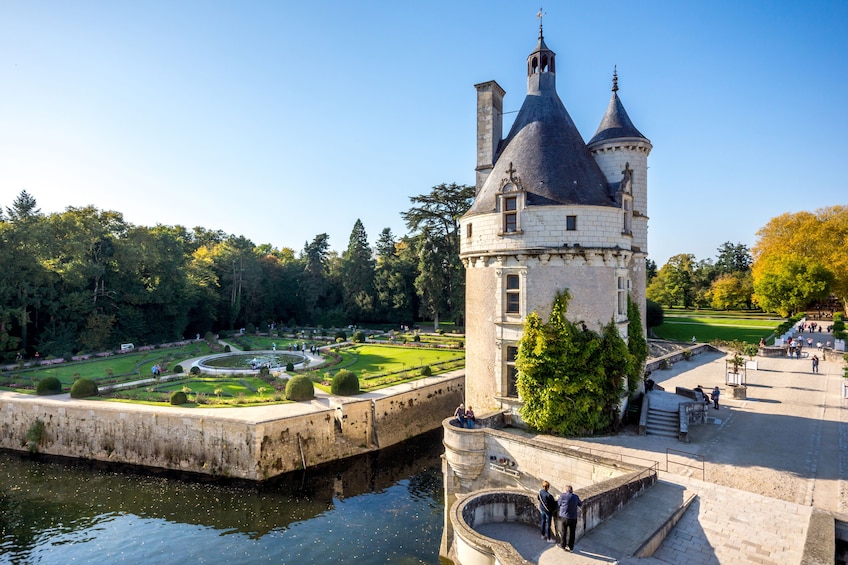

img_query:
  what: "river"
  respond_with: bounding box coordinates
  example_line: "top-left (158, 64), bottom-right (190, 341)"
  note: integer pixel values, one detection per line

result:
top-left (0, 430), bottom-right (447, 564)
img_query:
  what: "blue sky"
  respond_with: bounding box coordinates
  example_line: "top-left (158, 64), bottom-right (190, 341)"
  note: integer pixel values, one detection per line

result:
top-left (2, 1), bottom-right (846, 267)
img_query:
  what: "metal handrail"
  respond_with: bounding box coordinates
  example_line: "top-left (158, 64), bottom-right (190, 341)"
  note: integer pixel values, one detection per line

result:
top-left (666, 447), bottom-right (705, 480)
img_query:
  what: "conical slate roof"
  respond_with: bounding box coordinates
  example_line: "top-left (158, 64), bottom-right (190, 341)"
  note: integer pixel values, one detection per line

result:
top-left (467, 55), bottom-right (614, 215)
top-left (588, 90), bottom-right (646, 145)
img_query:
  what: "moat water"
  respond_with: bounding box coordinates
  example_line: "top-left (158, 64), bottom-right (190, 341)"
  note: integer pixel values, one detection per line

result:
top-left (0, 430), bottom-right (446, 564)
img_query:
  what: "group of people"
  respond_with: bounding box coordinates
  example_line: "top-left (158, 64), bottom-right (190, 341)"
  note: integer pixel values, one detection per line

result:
top-left (538, 480), bottom-right (583, 551)
top-left (693, 385), bottom-right (721, 409)
top-left (453, 403), bottom-right (476, 428)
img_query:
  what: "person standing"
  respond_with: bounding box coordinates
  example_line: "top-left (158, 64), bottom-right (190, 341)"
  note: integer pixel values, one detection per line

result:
top-left (557, 485), bottom-right (582, 551)
top-left (812, 355), bottom-right (819, 374)
top-left (538, 480), bottom-right (557, 542)
top-left (711, 386), bottom-right (720, 410)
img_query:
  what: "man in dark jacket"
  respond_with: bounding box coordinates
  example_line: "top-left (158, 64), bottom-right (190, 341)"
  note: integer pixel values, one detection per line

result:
top-left (538, 480), bottom-right (557, 542)
top-left (557, 485), bottom-right (582, 551)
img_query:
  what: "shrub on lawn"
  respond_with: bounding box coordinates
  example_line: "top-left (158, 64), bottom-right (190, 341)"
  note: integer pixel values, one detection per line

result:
top-left (286, 375), bottom-right (314, 401)
top-left (224, 345), bottom-right (231, 352)
top-left (36, 377), bottom-right (62, 396)
top-left (70, 378), bottom-right (98, 398)
top-left (331, 369), bottom-right (359, 395)
top-left (170, 391), bottom-right (188, 405)
top-left (334, 330), bottom-right (347, 341)
top-left (190, 366), bottom-right (201, 375)
top-left (286, 361), bottom-right (295, 372)
top-left (173, 364), bottom-right (183, 373)
top-left (420, 365), bottom-right (432, 377)
top-left (413, 334), bottom-right (421, 343)
top-left (352, 331), bottom-right (365, 343)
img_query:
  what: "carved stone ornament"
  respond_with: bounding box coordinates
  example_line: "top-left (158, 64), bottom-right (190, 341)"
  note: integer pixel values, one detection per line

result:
top-left (498, 162), bottom-right (524, 193)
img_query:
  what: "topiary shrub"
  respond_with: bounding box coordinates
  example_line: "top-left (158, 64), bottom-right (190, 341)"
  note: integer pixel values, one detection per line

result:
top-left (331, 369), bottom-right (360, 395)
top-left (190, 366), bottom-right (201, 375)
top-left (285, 375), bottom-right (314, 401)
top-left (285, 361), bottom-right (295, 372)
top-left (63, 352), bottom-right (73, 362)
top-left (70, 378), bottom-right (98, 398)
top-left (413, 334), bottom-right (421, 343)
top-left (334, 330), bottom-right (347, 341)
top-left (36, 377), bottom-right (62, 396)
top-left (352, 331), bottom-right (365, 343)
top-left (173, 364), bottom-right (183, 373)
top-left (170, 390), bottom-right (188, 405)
top-left (224, 344), bottom-right (231, 352)
top-left (420, 365), bottom-right (432, 377)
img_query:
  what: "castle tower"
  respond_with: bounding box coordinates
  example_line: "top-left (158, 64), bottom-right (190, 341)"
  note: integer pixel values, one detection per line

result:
top-left (588, 69), bottom-right (652, 334)
top-left (459, 28), bottom-right (649, 418)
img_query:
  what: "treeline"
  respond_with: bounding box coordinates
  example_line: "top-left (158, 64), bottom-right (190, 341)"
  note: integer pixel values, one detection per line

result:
top-left (647, 206), bottom-right (848, 317)
top-left (0, 184), bottom-right (473, 362)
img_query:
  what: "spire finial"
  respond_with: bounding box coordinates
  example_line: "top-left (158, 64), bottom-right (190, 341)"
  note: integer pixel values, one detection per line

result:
top-left (536, 6), bottom-right (545, 39)
top-left (612, 65), bottom-right (619, 93)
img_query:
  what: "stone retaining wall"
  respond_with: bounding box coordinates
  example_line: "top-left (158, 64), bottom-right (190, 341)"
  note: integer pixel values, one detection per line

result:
top-left (0, 375), bottom-right (464, 481)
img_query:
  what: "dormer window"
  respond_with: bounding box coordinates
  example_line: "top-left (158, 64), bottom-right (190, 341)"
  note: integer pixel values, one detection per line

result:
top-left (503, 197), bottom-right (518, 232)
top-left (497, 162), bottom-right (525, 236)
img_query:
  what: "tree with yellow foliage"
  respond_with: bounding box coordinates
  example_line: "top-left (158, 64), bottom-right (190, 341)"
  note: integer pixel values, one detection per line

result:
top-left (752, 206), bottom-right (848, 315)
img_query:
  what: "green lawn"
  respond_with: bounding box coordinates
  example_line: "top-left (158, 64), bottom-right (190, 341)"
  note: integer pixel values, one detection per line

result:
top-left (1, 342), bottom-right (218, 391)
top-left (331, 344), bottom-right (464, 375)
top-left (653, 311), bottom-right (785, 344)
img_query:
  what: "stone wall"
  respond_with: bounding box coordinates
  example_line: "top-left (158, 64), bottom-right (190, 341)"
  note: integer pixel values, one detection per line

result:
top-left (0, 375), bottom-right (463, 481)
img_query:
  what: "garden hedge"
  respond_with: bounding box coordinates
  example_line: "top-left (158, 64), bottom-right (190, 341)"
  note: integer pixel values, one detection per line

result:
top-left (36, 377), bottom-right (62, 396)
top-left (70, 378), bottom-right (98, 398)
top-left (331, 369), bottom-right (360, 395)
top-left (286, 375), bottom-right (314, 401)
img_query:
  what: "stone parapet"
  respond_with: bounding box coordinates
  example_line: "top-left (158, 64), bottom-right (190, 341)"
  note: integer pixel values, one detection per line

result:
top-left (0, 374), bottom-right (464, 481)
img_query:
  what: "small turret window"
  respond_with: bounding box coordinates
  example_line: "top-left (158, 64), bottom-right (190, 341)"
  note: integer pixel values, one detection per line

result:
top-left (505, 274), bottom-right (520, 314)
top-left (503, 197), bottom-right (518, 233)
top-left (566, 215), bottom-right (577, 231)
top-left (505, 345), bottom-right (519, 397)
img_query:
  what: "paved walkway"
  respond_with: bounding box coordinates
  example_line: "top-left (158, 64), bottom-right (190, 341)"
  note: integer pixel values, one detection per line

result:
top-left (487, 331), bottom-right (847, 564)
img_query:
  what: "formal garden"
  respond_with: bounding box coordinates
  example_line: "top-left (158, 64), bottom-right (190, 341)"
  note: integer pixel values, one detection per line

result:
top-left (0, 332), bottom-right (466, 408)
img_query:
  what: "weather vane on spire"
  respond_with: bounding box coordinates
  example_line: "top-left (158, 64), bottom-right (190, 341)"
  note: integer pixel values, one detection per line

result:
top-left (612, 65), bottom-right (619, 93)
top-left (537, 6), bottom-right (546, 37)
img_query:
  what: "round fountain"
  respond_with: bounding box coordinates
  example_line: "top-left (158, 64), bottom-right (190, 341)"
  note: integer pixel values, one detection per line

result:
top-left (194, 351), bottom-right (307, 375)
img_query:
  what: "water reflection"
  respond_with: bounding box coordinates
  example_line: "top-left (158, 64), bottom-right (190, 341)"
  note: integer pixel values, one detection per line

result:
top-left (0, 430), bottom-right (445, 564)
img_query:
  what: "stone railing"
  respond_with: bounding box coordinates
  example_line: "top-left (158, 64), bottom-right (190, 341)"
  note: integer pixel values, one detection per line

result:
top-left (449, 469), bottom-right (657, 565)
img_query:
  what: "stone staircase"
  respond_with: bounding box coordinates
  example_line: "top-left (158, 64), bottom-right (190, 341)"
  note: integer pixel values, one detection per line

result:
top-left (645, 405), bottom-right (679, 439)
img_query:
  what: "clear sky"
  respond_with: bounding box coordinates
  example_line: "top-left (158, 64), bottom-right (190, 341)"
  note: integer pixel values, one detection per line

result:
top-left (2, 1), bottom-right (846, 267)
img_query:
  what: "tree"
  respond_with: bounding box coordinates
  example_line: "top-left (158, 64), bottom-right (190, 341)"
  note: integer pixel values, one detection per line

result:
top-left (341, 219), bottom-right (375, 322)
top-left (715, 242), bottom-right (752, 274)
top-left (299, 234), bottom-right (330, 323)
top-left (708, 272), bottom-right (753, 310)
top-left (647, 254), bottom-right (696, 308)
top-left (753, 207), bottom-right (848, 315)
top-left (5, 190), bottom-right (41, 221)
top-left (645, 258), bottom-right (658, 284)
top-left (516, 290), bottom-right (627, 435)
top-left (373, 228), bottom-right (416, 324)
top-left (752, 256), bottom-right (833, 316)
top-left (402, 183), bottom-right (474, 327)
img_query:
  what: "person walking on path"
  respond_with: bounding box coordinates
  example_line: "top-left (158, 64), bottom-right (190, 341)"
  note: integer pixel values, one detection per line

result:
top-left (538, 480), bottom-right (557, 543)
top-left (711, 386), bottom-right (720, 410)
top-left (557, 485), bottom-right (582, 551)
top-left (454, 403), bottom-right (467, 428)
top-left (812, 355), bottom-right (819, 374)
